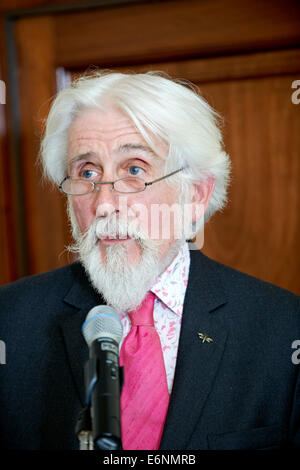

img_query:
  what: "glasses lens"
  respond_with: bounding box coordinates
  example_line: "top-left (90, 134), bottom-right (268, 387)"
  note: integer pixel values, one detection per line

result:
top-left (114, 177), bottom-right (146, 193)
top-left (62, 179), bottom-right (94, 195)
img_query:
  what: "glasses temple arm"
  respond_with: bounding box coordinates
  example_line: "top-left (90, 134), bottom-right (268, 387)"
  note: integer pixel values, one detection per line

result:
top-left (59, 176), bottom-right (69, 190)
top-left (145, 166), bottom-right (188, 187)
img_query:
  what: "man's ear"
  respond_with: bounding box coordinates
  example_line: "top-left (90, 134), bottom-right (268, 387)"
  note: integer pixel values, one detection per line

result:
top-left (190, 176), bottom-right (215, 223)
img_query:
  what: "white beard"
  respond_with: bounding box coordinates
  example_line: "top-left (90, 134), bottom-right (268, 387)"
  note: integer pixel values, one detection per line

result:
top-left (67, 202), bottom-right (184, 312)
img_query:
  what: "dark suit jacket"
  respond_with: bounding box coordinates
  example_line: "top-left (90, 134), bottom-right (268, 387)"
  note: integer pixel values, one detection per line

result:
top-left (0, 250), bottom-right (299, 450)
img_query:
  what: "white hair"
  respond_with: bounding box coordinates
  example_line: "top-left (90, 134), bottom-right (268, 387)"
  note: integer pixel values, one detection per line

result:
top-left (40, 70), bottom-right (231, 222)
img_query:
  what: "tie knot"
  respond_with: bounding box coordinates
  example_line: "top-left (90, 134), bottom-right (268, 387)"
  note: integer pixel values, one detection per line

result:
top-left (128, 292), bottom-right (156, 326)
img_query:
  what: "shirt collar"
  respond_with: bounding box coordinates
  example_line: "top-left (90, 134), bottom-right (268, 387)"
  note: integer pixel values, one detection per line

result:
top-left (151, 242), bottom-right (190, 317)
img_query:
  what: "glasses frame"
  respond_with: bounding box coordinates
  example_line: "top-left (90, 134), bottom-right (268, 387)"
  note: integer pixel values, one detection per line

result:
top-left (59, 166), bottom-right (188, 196)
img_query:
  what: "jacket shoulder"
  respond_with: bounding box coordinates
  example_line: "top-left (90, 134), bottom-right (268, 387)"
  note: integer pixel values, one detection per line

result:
top-left (192, 250), bottom-right (300, 314)
top-left (0, 262), bottom-right (86, 327)
top-left (0, 262), bottom-right (79, 297)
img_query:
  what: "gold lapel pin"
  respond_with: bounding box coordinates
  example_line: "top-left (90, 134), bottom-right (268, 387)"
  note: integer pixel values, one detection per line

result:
top-left (198, 332), bottom-right (213, 343)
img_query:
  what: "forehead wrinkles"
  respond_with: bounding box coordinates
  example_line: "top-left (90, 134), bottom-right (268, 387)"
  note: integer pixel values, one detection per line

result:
top-left (71, 128), bottom-right (141, 143)
top-left (67, 132), bottom-right (150, 164)
top-left (68, 121), bottom-right (146, 154)
top-left (67, 108), bottom-right (167, 160)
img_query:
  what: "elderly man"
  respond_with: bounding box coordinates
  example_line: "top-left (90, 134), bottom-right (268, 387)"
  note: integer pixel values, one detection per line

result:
top-left (0, 72), bottom-right (299, 450)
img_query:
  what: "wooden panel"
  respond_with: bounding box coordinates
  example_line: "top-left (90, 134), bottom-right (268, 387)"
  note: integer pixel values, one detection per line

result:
top-left (0, 0), bottom-right (86, 11)
top-left (113, 49), bottom-right (300, 83)
top-left (0, 16), bottom-right (19, 284)
top-left (14, 15), bottom-right (71, 274)
top-left (199, 75), bottom-right (300, 294)
top-left (0, 0), bottom-right (139, 13)
top-left (55, 0), bottom-right (300, 68)
top-left (0, 81), bottom-right (16, 284)
top-left (0, 106), bottom-right (16, 284)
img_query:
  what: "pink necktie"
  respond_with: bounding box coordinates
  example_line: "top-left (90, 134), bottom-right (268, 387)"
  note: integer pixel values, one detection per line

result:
top-left (119, 292), bottom-right (170, 450)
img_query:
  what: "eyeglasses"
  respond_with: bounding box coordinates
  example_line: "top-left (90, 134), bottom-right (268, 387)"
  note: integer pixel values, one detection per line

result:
top-left (59, 166), bottom-right (187, 195)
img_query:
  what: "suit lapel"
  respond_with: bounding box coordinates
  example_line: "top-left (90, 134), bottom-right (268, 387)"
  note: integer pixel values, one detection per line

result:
top-left (160, 251), bottom-right (228, 450)
top-left (59, 262), bottom-right (105, 406)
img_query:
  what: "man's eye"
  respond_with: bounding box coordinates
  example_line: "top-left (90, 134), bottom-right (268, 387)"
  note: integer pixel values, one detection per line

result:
top-left (128, 166), bottom-right (145, 177)
top-left (80, 169), bottom-right (98, 180)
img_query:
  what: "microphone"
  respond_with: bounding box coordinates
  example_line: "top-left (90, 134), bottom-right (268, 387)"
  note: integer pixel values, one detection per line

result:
top-left (81, 305), bottom-right (123, 450)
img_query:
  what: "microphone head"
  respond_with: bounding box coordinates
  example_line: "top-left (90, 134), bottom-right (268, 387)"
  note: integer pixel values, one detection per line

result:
top-left (82, 305), bottom-right (123, 347)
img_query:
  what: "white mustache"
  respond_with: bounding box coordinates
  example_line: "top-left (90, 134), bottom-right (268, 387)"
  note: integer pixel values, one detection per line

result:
top-left (68, 213), bottom-right (163, 258)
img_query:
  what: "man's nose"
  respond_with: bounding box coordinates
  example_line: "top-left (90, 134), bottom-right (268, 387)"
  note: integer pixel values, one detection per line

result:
top-left (93, 179), bottom-right (117, 217)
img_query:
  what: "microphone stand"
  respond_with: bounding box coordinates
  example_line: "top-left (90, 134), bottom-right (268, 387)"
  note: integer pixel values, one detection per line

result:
top-left (76, 406), bottom-right (94, 450)
top-left (75, 349), bottom-right (123, 450)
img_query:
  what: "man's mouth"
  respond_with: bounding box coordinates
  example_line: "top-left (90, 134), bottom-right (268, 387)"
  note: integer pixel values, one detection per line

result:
top-left (99, 234), bottom-right (132, 244)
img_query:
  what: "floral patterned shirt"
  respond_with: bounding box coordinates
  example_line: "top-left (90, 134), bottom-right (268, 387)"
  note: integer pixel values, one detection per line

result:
top-left (119, 242), bottom-right (190, 394)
